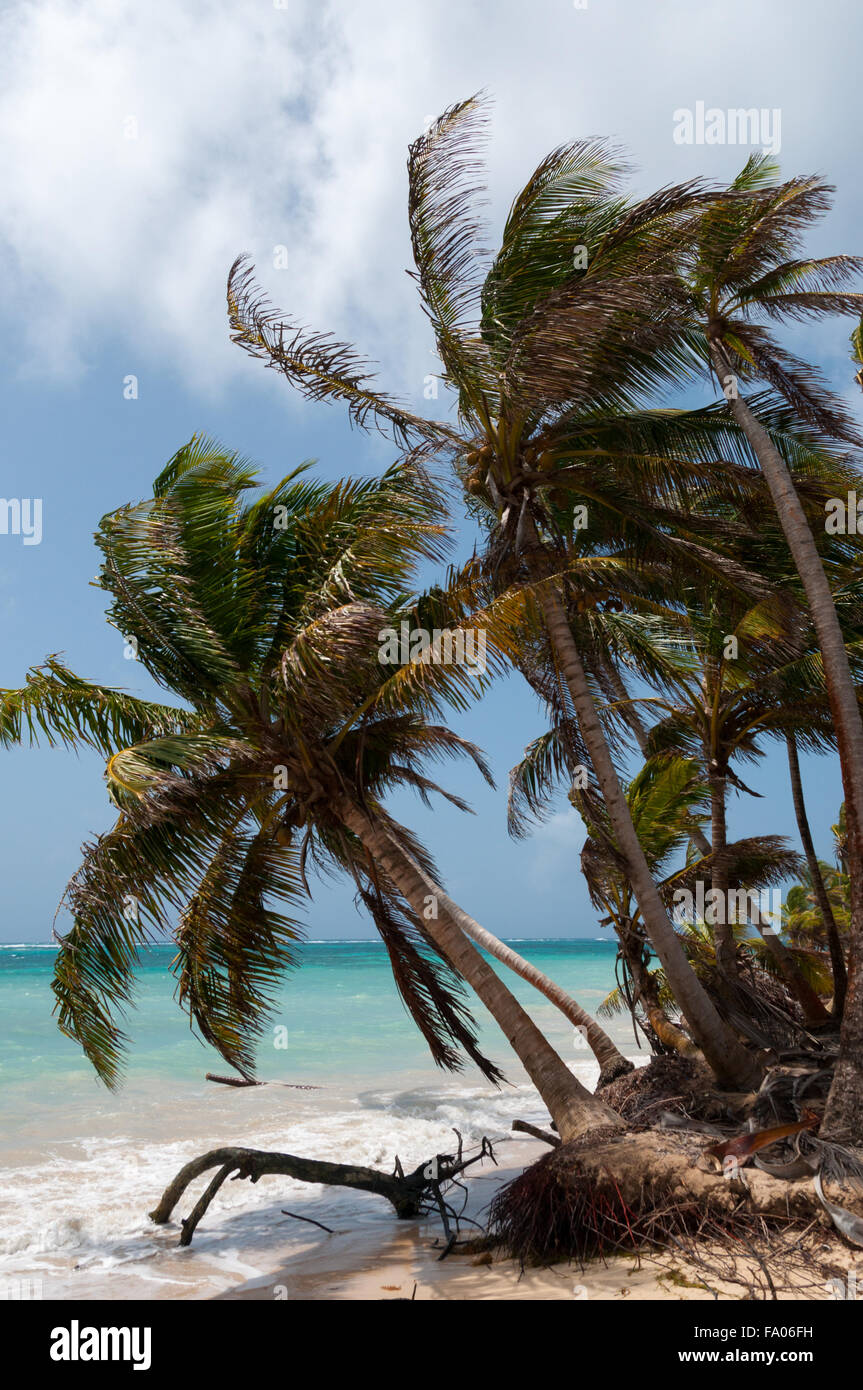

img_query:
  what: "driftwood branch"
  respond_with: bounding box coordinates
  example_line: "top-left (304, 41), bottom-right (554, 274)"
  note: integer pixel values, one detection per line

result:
top-left (150, 1135), bottom-right (497, 1248)
top-left (281, 1209), bottom-right (335, 1234)
top-left (205, 1073), bottom-right (321, 1090)
top-left (512, 1120), bottom-right (561, 1147)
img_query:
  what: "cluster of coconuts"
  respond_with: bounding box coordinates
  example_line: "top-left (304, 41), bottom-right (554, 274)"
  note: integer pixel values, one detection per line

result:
top-left (276, 803), bottom-right (307, 846)
top-left (465, 444), bottom-right (494, 494)
top-left (464, 438), bottom-right (557, 496)
top-left (521, 441), bottom-right (557, 472)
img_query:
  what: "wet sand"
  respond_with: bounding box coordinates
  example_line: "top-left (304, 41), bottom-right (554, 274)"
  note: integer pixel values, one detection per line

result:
top-left (217, 1136), bottom-right (714, 1301)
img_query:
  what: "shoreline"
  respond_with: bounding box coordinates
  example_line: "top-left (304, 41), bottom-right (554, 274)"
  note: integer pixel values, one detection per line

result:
top-left (215, 1135), bottom-right (678, 1301)
top-left (216, 1135), bottom-right (825, 1303)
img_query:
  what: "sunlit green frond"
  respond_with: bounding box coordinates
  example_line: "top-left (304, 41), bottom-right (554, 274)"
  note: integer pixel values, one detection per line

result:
top-left (106, 733), bottom-right (254, 797)
top-left (0, 657), bottom-right (193, 755)
top-left (481, 137), bottom-right (629, 351)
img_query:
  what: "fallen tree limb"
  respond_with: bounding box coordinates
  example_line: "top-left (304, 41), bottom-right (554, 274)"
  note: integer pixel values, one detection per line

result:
top-left (150, 1135), bottom-right (497, 1248)
top-left (512, 1120), bottom-right (560, 1148)
top-left (151, 1147), bottom-right (426, 1244)
top-left (281, 1209), bottom-right (335, 1234)
top-left (205, 1074), bottom-right (261, 1088)
top-left (205, 1073), bottom-right (321, 1090)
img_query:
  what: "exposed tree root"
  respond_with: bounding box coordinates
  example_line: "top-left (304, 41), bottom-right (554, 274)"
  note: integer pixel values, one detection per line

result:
top-left (599, 1055), bottom-right (731, 1126)
top-left (596, 1054), bottom-right (637, 1089)
top-left (487, 1127), bottom-right (863, 1269)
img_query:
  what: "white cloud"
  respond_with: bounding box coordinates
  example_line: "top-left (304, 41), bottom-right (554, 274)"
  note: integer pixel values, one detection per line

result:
top-left (0, 0), bottom-right (860, 396)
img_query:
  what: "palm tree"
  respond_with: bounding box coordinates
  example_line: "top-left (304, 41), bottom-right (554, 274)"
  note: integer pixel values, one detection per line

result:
top-left (600, 913), bottom-right (832, 1049)
top-left (784, 862), bottom-right (850, 950)
top-left (511, 585), bottom-right (835, 1027)
top-left (627, 595), bottom-right (843, 1016)
top-left (226, 96), bottom-right (789, 1088)
top-left (578, 754), bottom-right (713, 1057)
top-left (3, 441), bottom-right (623, 1141)
top-left (576, 756), bottom-right (818, 1050)
top-left (680, 157), bottom-right (863, 1134)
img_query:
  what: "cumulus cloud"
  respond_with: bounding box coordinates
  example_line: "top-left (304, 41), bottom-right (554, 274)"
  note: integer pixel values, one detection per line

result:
top-left (0, 0), bottom-right (859, 395)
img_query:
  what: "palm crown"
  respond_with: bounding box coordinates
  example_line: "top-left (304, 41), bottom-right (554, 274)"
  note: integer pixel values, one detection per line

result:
top-left (15, 440), bottom-right (507, 1087)
top-left (683, 155), bottom-right (863, 444)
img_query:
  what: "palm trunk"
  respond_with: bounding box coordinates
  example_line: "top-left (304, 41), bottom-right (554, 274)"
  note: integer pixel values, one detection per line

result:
top-left (785, 732), bottom-right (847, 1017)
top-left (442, 911), bottom-right (633, 1086)
top-left (710, 341), bottom-right (863, 1135)
top-left (596, 654), bottom-right (650, 755)
top-left (616, 922), bottom-right (702, 1059)
top-left (824, 948), bottom-right (863, 1142)
top-left (538, 585), bottom-right (761, 1090)
top-left (335, 797), bottom-right (623, 1141)
top-left (708, 766), bottom-right (738, 979)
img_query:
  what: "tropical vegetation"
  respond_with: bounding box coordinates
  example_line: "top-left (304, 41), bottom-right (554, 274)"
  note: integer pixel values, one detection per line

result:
top-left (5, 95), bottom-right (863, 1259)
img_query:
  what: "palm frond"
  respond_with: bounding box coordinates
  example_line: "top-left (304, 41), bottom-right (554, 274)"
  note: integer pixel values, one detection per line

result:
top-left (357, 877), bottom-right (504, 1082)
top-left (174, 824), bottom-right (305, 1078)
top-left (227, 256), bottom-right (458, 447)
top-left (407, 93), bottom-right (495, 415)
top-left (0, 657), bottom-right (192, 755)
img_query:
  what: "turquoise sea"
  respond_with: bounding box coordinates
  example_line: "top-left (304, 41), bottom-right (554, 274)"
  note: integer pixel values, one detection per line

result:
top-left (0, 939), bottom-right (642, 1299)
top-left (0, 938), bottom-right (631, 1088)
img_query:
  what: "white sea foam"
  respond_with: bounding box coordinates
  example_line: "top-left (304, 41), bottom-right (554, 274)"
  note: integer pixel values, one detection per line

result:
top-left (0, 1057), bottom-right (637, 1300)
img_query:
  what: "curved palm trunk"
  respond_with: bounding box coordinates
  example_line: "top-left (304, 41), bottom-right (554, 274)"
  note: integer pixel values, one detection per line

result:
top-left (616, 922), bottom-right (702, 1060)
top-left (335, 798), bottom-right (623, 1141)
top-left (443, 913), bottom-right (632, 1086)
top-left (710, 343), bottom-right (863, 1135)
top-left (785, 732), bottom-right (847, 1017)
top-left (538, 586), bottom-right (761, 1090)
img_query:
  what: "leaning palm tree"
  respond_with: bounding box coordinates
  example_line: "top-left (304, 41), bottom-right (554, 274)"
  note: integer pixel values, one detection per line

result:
top-left (679, 157), bottom-right (863, 1134)
top-left (4, 441), bottom-right (623, 1141)
top-left (226, 96), bottom-right (798, 1088)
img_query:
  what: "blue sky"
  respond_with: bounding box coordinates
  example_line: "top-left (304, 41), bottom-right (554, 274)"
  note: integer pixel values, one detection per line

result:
top-left (0, 0), bottom-right (857, 943)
